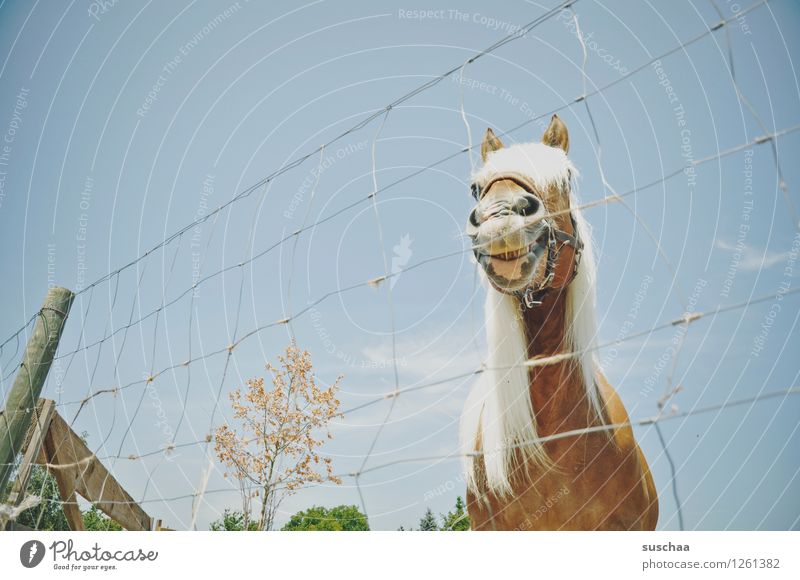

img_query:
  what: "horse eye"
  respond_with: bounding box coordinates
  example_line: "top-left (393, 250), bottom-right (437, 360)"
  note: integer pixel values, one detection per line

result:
top-left (470, 183), bottom-right (480, 199)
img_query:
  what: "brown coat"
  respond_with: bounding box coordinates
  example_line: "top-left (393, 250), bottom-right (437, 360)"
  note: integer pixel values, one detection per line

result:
top-left (466, 289), bottom-right (659, 530)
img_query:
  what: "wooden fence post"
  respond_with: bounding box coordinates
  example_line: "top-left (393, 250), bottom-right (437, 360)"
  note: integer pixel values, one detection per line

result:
top-left (0, 286), bottom-right (74, 498)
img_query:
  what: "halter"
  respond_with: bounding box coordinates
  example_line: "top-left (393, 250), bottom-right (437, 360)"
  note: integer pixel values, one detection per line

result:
top-left (517, 214), bottom-right (583, 308)
top-left (470, 173), bottom-right (584, 309)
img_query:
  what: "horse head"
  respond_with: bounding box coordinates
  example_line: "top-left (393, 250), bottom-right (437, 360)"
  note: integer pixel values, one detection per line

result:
top-left (466, 115), bottom-right (583, 306)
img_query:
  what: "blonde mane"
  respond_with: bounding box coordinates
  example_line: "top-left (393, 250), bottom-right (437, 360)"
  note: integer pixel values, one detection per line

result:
top-left (460, 144), bottom-right (603, 496)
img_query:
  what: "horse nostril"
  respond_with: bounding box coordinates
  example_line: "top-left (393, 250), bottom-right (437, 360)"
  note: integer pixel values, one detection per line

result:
top-left (468, 207), bottom-right (481, 228)
top-left (516, 194), bottom-right (541, 217)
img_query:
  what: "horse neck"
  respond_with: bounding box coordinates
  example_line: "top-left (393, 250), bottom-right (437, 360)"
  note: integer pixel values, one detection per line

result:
top-left (520, 289), bottom-right (597, 435)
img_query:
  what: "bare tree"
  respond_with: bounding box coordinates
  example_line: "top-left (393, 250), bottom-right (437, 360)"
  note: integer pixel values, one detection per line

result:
top-left (214, 342), bottom-right (342, 530)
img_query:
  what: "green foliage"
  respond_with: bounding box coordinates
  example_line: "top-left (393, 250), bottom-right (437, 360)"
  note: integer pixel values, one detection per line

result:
top-left (209, 509), bottom-right (259, 531)
top-left (440, 496), bottom-right (470, 531)
top-left (12, 466), bottom-right (68, 530)
top-left (82, 506), bottom-right (123, 531)
top-left (418, 508), bottom-right (439, 531)
top-left (7, 466), bottom-right (123, 530)
top-left (281, 505), bottom-right (369, 531)
top-left (403, 497), bottom-right (471, 531)
top-left (213, 497), bottom-right (470, 532)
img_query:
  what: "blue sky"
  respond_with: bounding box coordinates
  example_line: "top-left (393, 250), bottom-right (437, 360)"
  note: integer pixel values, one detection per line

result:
top-left (0, 0), bottom-right (799, 530)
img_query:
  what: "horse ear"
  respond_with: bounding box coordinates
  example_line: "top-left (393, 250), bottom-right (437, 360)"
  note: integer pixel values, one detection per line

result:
top-left (481, 128), bottom-right (504, 162)
top-left (542, 114), bottom-right (569, 153)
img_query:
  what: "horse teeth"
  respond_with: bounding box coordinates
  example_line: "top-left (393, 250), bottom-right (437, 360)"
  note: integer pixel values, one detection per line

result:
top-left (494, 247), bottom-right (527, 261)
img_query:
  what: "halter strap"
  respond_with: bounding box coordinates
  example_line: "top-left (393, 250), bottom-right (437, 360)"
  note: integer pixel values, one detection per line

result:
top-left (517, 214), bottom-right (583, 308)
top-left (472, 172), bottom-right (541, 201)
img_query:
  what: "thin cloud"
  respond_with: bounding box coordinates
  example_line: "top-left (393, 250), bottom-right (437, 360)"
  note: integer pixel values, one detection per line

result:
top-left (715, 239), bottom-right (791, 272)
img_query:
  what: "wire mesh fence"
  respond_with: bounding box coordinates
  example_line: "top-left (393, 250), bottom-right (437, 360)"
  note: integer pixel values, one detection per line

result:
top-left (1, 0), bottom-right (798, 531)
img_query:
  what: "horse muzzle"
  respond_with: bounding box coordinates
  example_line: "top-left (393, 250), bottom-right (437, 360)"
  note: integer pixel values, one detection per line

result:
top-left (471, 217), bottom-right (551, 292)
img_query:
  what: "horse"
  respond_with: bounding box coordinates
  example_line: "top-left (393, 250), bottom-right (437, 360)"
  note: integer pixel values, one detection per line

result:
top-left (459, 115), bottom-right (658, 530)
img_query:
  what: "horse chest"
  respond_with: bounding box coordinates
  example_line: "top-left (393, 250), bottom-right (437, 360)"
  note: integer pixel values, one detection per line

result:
top-left (468, 435), bottom-right (649, 530)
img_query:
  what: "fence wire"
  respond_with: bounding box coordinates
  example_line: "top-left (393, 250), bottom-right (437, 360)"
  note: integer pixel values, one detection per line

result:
top-left (1, 0), bottom-right (797, 530)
